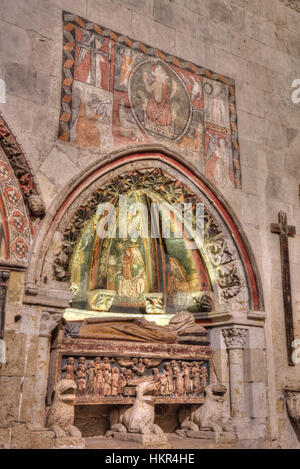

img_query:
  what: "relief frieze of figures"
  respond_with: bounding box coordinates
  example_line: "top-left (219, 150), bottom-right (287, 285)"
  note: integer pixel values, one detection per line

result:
top-left (61, 355), bottom-right (209, 400)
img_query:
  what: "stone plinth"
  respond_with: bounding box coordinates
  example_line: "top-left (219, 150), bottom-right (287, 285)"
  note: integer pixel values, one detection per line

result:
top-left (109, 431), bottom-right (171, 448)
top-left (54, 437), bottom-right (85, 449)
top-left (186, 430), bottom-right (237, 442)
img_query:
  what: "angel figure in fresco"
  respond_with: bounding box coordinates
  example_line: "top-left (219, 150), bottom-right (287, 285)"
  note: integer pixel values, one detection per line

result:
top-left (138, 64), bottom-right (178, 136)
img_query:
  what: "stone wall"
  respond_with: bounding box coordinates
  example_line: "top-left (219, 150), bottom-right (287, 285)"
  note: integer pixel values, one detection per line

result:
top-left (0, 0), bottom-right (300, 448)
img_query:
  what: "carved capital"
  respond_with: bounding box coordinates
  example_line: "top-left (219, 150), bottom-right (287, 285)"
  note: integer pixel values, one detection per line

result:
top-left (222, 327), bottom-right (248, 350)
top-left (39, 312), bottom-right (62, 338)
top-left (285, 390), bottom-right (300, 428)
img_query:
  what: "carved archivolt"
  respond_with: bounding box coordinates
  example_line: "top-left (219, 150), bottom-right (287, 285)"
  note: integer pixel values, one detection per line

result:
top-left (49, 165), bottom-right (248, 306)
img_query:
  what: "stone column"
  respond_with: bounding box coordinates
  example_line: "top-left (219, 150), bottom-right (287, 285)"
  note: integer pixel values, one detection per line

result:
top-left (222, 327), bottom-right (248, 420)
top-left (30, 312), bottom-right (62, 428)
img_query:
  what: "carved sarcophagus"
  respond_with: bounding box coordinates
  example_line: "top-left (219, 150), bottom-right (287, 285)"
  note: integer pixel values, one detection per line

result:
top-left (47, 316), bottom-right (213, 406)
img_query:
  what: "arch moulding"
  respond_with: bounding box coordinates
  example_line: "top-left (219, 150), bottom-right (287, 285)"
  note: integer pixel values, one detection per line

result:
top-left (24, 145), bottom-right (264, 318)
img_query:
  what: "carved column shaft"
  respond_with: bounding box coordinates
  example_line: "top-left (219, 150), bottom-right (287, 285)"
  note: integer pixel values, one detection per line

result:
top-left (222, 327), bottom-right (248, 419)
top-left (0, 271), bottom-right (10, 364)
top-left (31, 312), bottom-right (62, 427)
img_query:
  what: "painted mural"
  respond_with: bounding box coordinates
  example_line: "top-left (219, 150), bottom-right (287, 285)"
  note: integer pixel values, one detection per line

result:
top-left (59, 12), bottom-right (241, 189)
top-left (69, 180), bottom-right (211, 314)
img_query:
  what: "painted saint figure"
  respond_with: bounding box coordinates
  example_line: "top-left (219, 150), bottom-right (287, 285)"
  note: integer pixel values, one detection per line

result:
top-left (138, 63), bottom-right (178, 138)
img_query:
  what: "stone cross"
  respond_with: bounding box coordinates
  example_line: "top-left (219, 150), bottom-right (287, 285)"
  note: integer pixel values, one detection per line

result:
top-left (0, 271), bottom-right (10, 340)
top-left (271, 211), bottom-right (296, 366)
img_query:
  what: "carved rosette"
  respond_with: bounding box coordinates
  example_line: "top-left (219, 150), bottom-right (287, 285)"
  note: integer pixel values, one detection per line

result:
top-left (39, 312), bottom-right (63, 339)
top-left (285, 390), bottom-right (300, 428)
top-left (221, 327), bottom-right (248, 350)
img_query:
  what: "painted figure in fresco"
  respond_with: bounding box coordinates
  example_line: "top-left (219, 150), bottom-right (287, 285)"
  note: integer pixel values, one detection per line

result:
top-left (138, 63), bottom-right (178, 137)
top-left (204, 81), bottom-right (229, 129)
top-left (119, 47), bottom-right (134, 88)
top-left (87, 360), bottom-right (96, 395)
top-left (62, 357), bottom-right (76, 381)
top-left (76, 364), bottom-right (87, 396)
top-left (116, 246), bottom-right (145, 300)
top-left (206, 132), bottom-right (232, 187)
top-left (167, 257), bottom-right (190, 303)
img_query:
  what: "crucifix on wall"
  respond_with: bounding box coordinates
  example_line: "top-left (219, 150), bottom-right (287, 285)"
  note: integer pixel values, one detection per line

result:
top-left (76, 30), bottom-right (110, 88)
top-left (271, 211), bottom-right (296, 366)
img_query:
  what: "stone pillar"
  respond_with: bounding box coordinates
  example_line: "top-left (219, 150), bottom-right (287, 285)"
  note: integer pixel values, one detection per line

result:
top-left (222, 327), bottom-right (248, 420)
top-left (30, 312), bottom-right (62, 428)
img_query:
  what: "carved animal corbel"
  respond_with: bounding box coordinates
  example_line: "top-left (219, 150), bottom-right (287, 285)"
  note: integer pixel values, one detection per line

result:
top-left (106, 380), bottom-right (164, 436)
top-left (46, 379), bottom-right (82, 439)
top-left (177, 383), bottom-right (235, 436)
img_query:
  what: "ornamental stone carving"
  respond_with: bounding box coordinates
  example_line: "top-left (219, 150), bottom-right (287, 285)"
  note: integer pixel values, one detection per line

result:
top-left (39, 312), bottom-right (63, 338)
top-left (46, 379), bottom-right (83, 440)
top-left (221, 327), bottom-right (248, 349)
top-left (177, 383), bottom-right (235, 435)
top-left (106, 380), bottom-right (167, 444)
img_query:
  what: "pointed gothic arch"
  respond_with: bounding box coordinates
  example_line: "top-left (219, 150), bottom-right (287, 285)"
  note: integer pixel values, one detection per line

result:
top-left (25, 145), bottom-right (264, 313)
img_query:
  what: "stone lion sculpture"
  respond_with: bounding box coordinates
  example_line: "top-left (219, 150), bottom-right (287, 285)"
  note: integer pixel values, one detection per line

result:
top-left (106, 380), bottom-right (164, 436)
top-left (177, 383), bottom-right (234, 435)
top-left (46, 379), bottom-right (82, 438)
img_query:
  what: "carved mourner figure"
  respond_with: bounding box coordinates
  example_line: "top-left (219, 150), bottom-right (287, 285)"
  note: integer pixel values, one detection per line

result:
top-left (87, 360), bottom-right (96, 395)
top-left (76, 364), bottom-right (87, 396)
top-left (62, 357), bottom-right (76, 381)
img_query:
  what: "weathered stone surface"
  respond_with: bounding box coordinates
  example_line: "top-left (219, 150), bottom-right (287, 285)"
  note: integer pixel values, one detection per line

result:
top-left (110, 430), bottom-right (170, 448)
top-left (0, 331), bottom-right (26, 377)
top-left (0, 376), bottom-right (21, 427)
top-left (54, 437), bottom-right (85, 448)
top-left (0, 428), bottom-right (10, 449)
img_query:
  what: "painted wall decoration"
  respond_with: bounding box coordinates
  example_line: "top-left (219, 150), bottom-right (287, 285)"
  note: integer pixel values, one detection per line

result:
top-left (48, 166), bottom-right (248, 312)
top-left (0, 146), bottom-right (31, 261)
top-left (59, 12), bottom-right (241, 189)
top-left (0, 114), bottom-right (45, 242)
